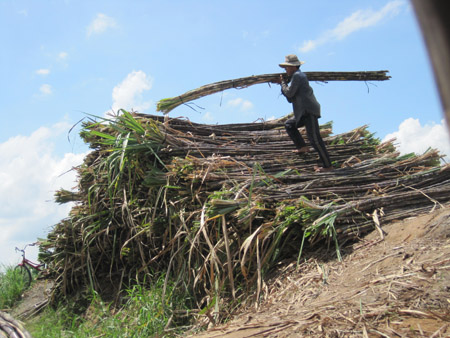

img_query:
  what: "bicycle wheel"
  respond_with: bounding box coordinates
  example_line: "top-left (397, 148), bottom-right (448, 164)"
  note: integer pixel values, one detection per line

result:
top-left (14, 265), bottom-right (32, 288)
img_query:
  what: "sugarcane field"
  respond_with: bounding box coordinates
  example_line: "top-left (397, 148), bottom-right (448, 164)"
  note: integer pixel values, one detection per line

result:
top-left (5, 70), bottom-right (450, 338)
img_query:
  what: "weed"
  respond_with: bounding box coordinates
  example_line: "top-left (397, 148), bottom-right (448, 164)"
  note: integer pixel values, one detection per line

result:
top-left (0, 265), bottom-right (30, 309)
top-left (26, 274), bottom-right (192, 337)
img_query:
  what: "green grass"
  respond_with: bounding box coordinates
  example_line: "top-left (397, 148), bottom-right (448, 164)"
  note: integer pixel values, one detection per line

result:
top-left (0, 264), bottom-right (30, 309)
top-left (26, 306), bottom-right (83, 338)
top-left (1, 264), bottom-right (193, 337)
top-left (25, 274), bottom-right (193, 338)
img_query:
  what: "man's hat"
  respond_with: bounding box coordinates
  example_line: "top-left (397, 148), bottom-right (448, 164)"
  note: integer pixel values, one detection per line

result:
top-left (279, 54), bottom-right (305, 68)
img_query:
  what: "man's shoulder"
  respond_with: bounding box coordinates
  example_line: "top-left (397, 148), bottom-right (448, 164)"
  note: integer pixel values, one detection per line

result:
top-left (293, 70), bottom-right (308, 83)
top-left (293, 70), bottom-right (307, 79)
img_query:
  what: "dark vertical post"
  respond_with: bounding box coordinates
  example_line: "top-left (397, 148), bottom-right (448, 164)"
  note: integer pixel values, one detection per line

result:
top-left (411, 0), bottom-right (450, 132)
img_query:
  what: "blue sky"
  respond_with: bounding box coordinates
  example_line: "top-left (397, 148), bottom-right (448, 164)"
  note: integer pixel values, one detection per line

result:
top-left (1, 0), bottom-right (449, 267)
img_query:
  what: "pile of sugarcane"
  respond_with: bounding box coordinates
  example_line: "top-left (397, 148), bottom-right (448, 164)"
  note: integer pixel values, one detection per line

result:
top-left (0, 312), bottom-right (32, 338)
top-left (156, 71), bottom-right (390, 113)
top-left (41, 110), bottom-right (449, 325)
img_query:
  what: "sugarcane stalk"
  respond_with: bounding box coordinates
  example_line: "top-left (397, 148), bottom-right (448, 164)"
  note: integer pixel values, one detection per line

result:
top-left (156, 71), bottom-right (391, 113)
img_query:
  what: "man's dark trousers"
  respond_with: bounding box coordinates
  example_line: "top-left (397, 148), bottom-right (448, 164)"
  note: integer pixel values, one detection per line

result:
top-left (285, 114), bottom-right (332, 168)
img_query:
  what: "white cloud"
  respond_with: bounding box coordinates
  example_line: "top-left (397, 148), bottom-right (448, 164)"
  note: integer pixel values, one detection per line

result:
top-left (36, 69), bottom-right (50, 75)
top-left (87, 13), bottom-right (117, 37)
top-left (383, 118), bottom-right (450, 159)
top-left (0, 122), bottom-right (87, 268)
top-left (110, 70), bottom-right (153, 114)
top-left (58, 52), bottom-right (68, 60)
top-left (299, 40), bottom-right (317, 53)
top-left (39, 84), bottom-right (52, 95)
top-left (299, 0), bottom-right (405, 53)
top-left (242, 101), bottom-right (254, 111)
top-left (202, 111), bottom-right (214, 122)
top-left (227, 97), bottom-right (254, 112)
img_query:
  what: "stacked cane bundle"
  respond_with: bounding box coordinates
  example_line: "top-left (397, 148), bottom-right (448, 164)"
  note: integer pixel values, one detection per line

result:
top-left (43, 110), bottom-right (449, 325)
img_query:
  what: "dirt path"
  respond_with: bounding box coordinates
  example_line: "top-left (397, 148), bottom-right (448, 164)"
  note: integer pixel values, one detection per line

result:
top-left (187, 208), bottom-right (450, 337)
top-left (11, 279), bottom-right (53, 320)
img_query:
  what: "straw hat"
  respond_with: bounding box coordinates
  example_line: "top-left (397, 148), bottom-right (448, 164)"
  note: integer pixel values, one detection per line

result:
top-left (279, 54), bottom-right (305, 68)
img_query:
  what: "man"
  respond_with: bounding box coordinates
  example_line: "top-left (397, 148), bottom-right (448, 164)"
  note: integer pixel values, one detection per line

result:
top-left (278, 54), bottom-right (332, 172)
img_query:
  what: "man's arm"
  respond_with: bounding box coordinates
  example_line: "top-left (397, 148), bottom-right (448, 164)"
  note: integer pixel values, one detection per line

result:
top-left (281, 72), bottom-right (300, 99)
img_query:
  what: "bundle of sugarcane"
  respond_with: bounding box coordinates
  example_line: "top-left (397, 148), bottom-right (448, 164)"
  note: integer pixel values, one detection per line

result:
top-left (0, 311), bottom-right (32, 338)
top-left (42, 111), bottom-right (449, 329)
top-left (156, 70), bottom-right (390, 113)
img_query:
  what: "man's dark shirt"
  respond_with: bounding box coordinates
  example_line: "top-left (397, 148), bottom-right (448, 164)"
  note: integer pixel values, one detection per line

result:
top-left (281, 69), bottom-right (321, 123)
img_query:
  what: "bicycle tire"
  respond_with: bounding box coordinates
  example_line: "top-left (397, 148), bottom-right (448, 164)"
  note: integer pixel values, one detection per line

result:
top-left (14, 265), bottom-right (32, 288)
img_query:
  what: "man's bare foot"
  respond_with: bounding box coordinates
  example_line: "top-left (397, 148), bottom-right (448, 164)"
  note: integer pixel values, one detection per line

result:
top-left (293, 146), bottom-right (311, 154)
top-left (314, 166), bottom-right (333, 173)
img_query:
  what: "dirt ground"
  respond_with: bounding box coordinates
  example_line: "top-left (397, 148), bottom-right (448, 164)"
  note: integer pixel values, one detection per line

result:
top-left (10, 207), bottom-right (450, 337)
top-left (186, 207), bottom-right (450, 338)
top-left (11, 279), bottom-right (53, 320)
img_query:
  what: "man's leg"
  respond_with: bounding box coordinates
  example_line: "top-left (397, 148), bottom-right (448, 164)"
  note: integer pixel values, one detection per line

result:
top-left (304, 115), bottom-right (332, 169)
top-left (285, 118), bottom-right (308, 152)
